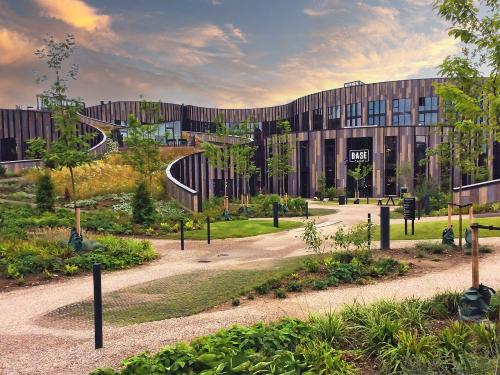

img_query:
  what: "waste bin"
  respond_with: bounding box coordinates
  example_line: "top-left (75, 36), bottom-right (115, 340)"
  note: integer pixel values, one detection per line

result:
top-left (338, 195), bottom-right (346, 205)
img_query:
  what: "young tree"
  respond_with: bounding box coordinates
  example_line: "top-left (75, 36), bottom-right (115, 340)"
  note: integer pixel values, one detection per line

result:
top-left (347, 163), bottom-right (372, 198)
top-left (267, 119), bottom-right (294, 196)
top-left (132, 180), bottom-right (155, 225)
top-left (35, 173), bottom-right (56, 212)
top-left (31, 34), bottom-right (95, 233)
top-left (123, 98), bottom-right (164, 189)
top-left (427, 0), bottom-right (500, 249)
top-left (201, 114), bottom-right (236, 214)
top-left (396, 162), bottom-right (413, 192)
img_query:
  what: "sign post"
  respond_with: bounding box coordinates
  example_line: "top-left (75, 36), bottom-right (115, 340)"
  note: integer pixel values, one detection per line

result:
top-left (403, 197), bottom-right (416, 235)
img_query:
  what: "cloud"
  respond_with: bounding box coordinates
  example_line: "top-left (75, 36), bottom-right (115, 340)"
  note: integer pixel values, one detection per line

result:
top-left (35, 0), bottom-right (111, 32)
top-left (225, 24), bottom-right (247, 43)
top-left (303, 0), bottom-right (345, 17)
top-left (0, 28), bottom-right (35, 65)
top-left (212, 0), bottom-right (222, 5)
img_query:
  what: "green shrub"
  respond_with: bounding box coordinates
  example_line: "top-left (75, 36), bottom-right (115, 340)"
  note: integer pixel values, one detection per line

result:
top-left (231, 298), bottom-right (240, 306)
top-left (132, 181), bottom-right (155, 225)
top-left (63, 264), bottom-right (79, 275)
top-left (487, 293), bottom-right (499, 321)
top-left (303, 257), bottom-right (321, 273)
top-left (311, 279), bottom-right (328, 290)
top-left (326, 186), bottom-right (338, 200)
top-left (274, 288), bottom-right (287, 299)
top-left (35, 173), bottom-right (56, 212)
top-left (254, 283), bottom-right (270, 295)
top-left (309, 312), bottom-right (346, 345)
top-left (427, 291), bottom-right (461, 319)
top-left (415, 241), bottom-right (452, 254)
top-left (287, 281), bottom-right (303, 292)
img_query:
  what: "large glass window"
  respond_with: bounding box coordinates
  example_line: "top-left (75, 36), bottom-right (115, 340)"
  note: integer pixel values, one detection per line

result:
top-left (301, 111), bottom-right (309, 131)
top-left (392, 98), bottom-right (412, 126)
top-left (327, 105), bottom-right (341, 129)
top-left (312, 108), bottom-right (323, 130)
top-left (418, 96), bottom-right (438, 125)
top-left (414, 135), bottom-right (427, 184)
top-left (345, 102), bottom-right (361, 127)
top-left (384, 136), bottom-right (397, 195)
top-left (368, 100), bottom-right (386, 126)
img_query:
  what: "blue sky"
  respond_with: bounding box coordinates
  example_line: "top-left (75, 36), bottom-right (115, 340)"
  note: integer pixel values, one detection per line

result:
top-left (0, 0), bottom-right (459, 108)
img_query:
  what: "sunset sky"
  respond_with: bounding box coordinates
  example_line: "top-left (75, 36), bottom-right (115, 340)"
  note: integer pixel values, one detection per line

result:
top-left (0, 0), bottom-right (459, 109)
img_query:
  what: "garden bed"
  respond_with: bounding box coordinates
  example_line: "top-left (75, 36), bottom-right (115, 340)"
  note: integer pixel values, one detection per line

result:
top-left (92, 290), bottom-right (499, 374)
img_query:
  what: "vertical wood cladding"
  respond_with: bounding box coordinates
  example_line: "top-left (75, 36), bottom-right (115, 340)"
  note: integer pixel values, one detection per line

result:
top-left (0, 108), bottom-right (102, 161)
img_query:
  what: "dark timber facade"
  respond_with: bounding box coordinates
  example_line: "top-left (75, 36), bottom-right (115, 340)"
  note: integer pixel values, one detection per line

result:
top-left (2, 78), bottom-right (499, 202)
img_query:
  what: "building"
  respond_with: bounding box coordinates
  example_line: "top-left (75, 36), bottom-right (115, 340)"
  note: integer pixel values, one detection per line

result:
top-left (1, 78), bottom-right (499, 208)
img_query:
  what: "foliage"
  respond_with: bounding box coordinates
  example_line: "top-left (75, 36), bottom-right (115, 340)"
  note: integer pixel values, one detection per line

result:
top-left (316, 173), bottom-right (327, 200)
top-left (347, 162), bottom-right (372, 198)
top-left (395, 162), bottom-right (413, 191)
top-left (35, 173), bottom-right (56, 212)
top-left (32, 34), bottom-right (95, 208)
top-left (415, 241), bottom-right (453, 254)
top-left (0, 165), bottom-right (6, 178)
top-left (300, 220), bottom-right (326, 255)
top-left (93, 293), bottom-right (500, 375)
top-left (132, 181), bottom-right (156, 226)
top-left (266, 119), bottom-right (294, 195)
top-left (122, 99), bottom-right (164, 187)
top-left (0, 235), bottom-right (156, 279)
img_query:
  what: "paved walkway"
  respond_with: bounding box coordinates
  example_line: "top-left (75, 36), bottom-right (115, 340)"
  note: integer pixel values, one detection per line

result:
top-left (0, 203), bottom-right (498, 374)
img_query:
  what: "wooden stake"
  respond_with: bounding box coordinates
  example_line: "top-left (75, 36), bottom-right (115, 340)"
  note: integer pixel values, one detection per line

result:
top-left (472, 225), bottom-right (479, 289)
top-left (469, 205), bottom-right (473, 226)
top-left (75, 206), bottom-right (81, 235)
top-left (447, 204), bottom-right (452, 228)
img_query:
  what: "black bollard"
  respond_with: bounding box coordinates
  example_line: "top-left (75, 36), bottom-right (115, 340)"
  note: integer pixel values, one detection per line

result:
top-left (305, 202), bottom-right (309, 220)
top-left (273, 201), bottom-right (279, 228)
top-left (93, 263), bottom-right (103, 349)
top-left (368, 213), bottom-right (371, 249)
top-left (207, 216), bottom-right (211, 245)
top-left (180, 220), bottom-right (185, 250)
top-left (380, 206), bottom-right (390, 250)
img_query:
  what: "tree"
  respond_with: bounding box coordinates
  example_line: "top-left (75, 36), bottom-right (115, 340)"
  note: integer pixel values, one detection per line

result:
top-left (232, 142), bottom-right (259, 205)
top-left (347, 163), bottom-right (372, 198)
top-left (201, 114), bottom-right (236, 214)
top-left (427, 0), bottom-right (500, 250)
top-left (267, 119), bottom-right (294, 196)
top-left (316, 173), bottom-right (326, 200)
top-left (123, 98), bottom-right (164, 188)
top-left (31, 34), bottom-right (95, 233)
top-left (132, 180), bottom-right (155, 225)
top-left (35, 173), bottom-right (56, 212)
top-left (396, 162), bottom-right (413, 191)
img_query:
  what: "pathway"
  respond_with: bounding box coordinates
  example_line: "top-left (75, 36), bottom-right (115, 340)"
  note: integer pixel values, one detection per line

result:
top-left (0, 203), bottom-right (498, 374)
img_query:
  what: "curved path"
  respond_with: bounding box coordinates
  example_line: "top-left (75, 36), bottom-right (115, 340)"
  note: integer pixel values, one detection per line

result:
top-left (0, 204), bottom-right (499, 374)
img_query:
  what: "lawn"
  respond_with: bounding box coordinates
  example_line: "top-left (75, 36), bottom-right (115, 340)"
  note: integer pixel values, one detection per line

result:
top-left (167, 219), bottom-right (303, 240)
top-left (47, 256), bottom-right (307, 325)
top-left (372, 216), bottom-right (500, 241)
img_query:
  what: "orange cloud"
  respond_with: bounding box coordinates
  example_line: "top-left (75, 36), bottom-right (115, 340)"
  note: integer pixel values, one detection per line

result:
top-left (35, 0), bottom-right (111, 32)
top-left (0, 28), bottom-right (35, 65)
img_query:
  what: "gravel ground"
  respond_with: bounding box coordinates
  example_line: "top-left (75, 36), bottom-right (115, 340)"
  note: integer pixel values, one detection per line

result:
top-left (0, 203), bottom-right (498, 375)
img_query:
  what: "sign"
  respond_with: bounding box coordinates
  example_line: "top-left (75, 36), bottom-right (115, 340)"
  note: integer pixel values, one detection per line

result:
top-left (348, 149), bottom-right (369, 163)
top-left (403, 197), bottom-right (416, 220)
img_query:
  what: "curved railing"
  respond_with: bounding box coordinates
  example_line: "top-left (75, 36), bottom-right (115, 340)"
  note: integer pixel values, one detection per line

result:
top-left (165, 132), bottom-right (253, 212)
top-left (453, 179), bottom-right (500, 205)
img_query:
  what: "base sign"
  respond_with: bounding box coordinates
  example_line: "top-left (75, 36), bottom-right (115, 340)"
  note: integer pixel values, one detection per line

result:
top-left (348, 149), bottom-right (369, 163)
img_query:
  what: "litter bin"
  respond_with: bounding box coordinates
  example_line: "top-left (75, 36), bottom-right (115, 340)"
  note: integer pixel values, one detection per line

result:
top-left (338, 195), bottom-right (346, 205)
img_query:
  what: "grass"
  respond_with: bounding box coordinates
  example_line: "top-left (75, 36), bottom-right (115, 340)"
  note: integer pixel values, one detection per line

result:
top-left (372, 217), bottom-right (500, 241)
top-left (307, 207), bottom-right (337, 216)
top-left (48, 256), bottom-right (307, 325)
top-left (168, 219), bottom-right (303, 240)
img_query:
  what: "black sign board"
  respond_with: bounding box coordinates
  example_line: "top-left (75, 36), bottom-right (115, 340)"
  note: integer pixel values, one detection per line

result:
top-left (403, 197), bottom-right (416, 220)
top-left (348, 149), bottom-right (369, 163)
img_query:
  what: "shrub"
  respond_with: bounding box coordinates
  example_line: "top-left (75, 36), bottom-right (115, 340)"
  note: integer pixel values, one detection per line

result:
top-left (132, 181), bottom-right (155, 225)
top-left (63, 264), bottom-right (79, 275)
top-left (35, 173), bottom-right (56, 212)
top-left (254, 283), bottom-right (270, 295)
top-left (326, 186), bottom-right (338, 200)
top-left (426, 291), bottom-right (461, 319)
top-left (274, 288), bottom-right (287, 299)
top-left (303, 257), bottom-right (321, 273)
top-left (0, 165), bottom-right (6, 178)
top-left (487, 293), bottom-right (499, 321)
top-left (415, 241), bottom-right (452, 254)
top-left (300, 220), bottom-right (326, 255)
top-left (309, 312), bottom-right (346, 345)
top-left (287, 281), bottom-right (303, 292)
top-left (311, 279), bottom-right (328, 290)
top-left (231, 298), bottom-right (240, 306)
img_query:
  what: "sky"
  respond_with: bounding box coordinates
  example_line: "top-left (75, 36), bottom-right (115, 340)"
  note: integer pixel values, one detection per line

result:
top-left (0, 0), bottom-right (460, 109)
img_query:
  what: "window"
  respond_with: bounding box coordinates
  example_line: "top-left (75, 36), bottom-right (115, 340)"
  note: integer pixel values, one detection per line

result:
top-left (384, 136), bottom-right (397, 195)
top-left (392, 98), bottom-right (412, 126)
top-left (418, 96), bottom-right (438, 125)
top-left (368, 100), bottom-right (386, 126)
top-left (312, 108), bottom-right (323, 130)
top-left (327, 105), bottom-right (341, 129)
top-left (324, 139), bottom-right (335, 188)
top-left (414, 135), bottom-right (427, 184)
top-left (301, 111), bottom-right (309, 131)
top-left (345, 102), bottom-right (361, 127)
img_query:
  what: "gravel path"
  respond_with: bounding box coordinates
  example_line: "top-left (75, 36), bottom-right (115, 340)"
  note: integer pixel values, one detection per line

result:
top-left (0, 203), bottom-right (499, 374)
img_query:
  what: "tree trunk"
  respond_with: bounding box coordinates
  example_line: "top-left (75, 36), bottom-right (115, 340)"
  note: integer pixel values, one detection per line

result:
top-left (68, 166), bottom-right (80, 235)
